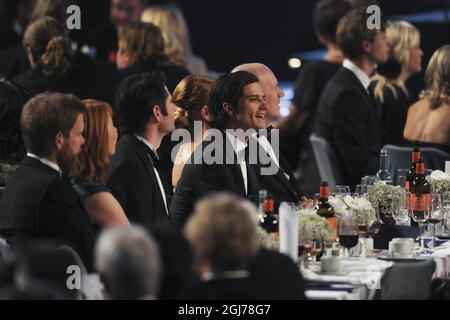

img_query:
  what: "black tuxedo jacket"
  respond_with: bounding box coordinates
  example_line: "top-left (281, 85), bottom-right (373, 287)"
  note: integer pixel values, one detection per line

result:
top-left (250, 134), bottom-right (301, 206)
top-left (316, 67), bottom-right (382, 188)
top-left (0, 157), bottom-right (95, 269)
top-left (170, 130), bottom-right (260, 226)
top-left (107, 134), bottom-right (171, 230)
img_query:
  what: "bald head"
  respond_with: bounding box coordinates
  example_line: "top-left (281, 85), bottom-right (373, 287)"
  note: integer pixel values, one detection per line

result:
top-left (232, 63), bottom-right (284, 124)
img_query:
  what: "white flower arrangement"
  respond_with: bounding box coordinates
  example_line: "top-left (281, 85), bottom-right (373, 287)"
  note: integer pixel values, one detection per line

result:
top-left (329, 195), bottom-right (376, 226)
top-left (298, 208), bottom-right (334, 242)
top-left (367, 182), bottom-right (404, 223)
top-left (427, 170), bottom-right (450, 197)
top-left (256, 226), bottom-right (279, 251)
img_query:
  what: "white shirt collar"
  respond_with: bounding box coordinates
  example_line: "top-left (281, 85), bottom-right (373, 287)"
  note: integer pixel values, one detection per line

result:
top-left (134, 134), bottom-right (159, 159)
top-left (27, 153), bottom-right (62, 176)
top-left (343, 59), bottom-right (371, 91)
top-left (201, 270), bottom-right (250, 282)
top-left (225, 130), bottom-right (247, 155)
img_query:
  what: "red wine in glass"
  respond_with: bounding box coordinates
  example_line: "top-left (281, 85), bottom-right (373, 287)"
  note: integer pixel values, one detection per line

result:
top-left (339, 234), bottom-right (359, 249)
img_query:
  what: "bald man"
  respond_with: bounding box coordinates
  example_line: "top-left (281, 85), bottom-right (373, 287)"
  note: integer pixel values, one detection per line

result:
top-left (232, 63), bottom-right (302, 207)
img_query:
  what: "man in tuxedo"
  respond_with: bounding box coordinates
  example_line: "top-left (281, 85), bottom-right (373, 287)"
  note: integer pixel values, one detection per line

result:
top-left (316, 8), bottom-right (390, 188)
top-left (107, 72), bottom-right (175, 230)
top-left (232, 63), bottom-right (301, 205)
top-left (170, 71), bottom-right (265, 225)
top-left (0, 93), bottom-right (95, 269)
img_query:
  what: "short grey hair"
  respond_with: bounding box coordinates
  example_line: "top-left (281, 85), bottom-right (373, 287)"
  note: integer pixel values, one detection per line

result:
top-left (95, 225), bottom-right (162, 300)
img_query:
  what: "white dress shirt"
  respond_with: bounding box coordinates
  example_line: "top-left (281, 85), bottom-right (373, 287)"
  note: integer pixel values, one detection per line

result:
top-left (134, 135), bottom-right (169, 216)
top-left (225, 131), bottom-right (248, 195)
top-left (27, 153), bottom-right (62, 177)
top-left (343, 59), bottom-right (371, 92)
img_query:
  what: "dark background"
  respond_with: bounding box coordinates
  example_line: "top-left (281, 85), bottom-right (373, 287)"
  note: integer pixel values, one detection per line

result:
top-left (73, 0), bottom-right (450, 81)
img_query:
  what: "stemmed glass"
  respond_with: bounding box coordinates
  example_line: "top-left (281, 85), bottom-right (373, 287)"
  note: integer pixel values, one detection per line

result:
top-left (298, 224), bottom-right (311, 269)
top-left (429, 193), bottom-right (443, 249)
top-left (391, 191), bottom-right (411, 226)
top-left (367, 204), bottom-right (382, 239)
top-left (338, 215), bottom-right (359, 258)
top-left (410, 195), bottom-right (430, 253)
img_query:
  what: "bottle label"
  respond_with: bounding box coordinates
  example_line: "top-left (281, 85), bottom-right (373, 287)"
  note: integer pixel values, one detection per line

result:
top-left (320, 185), bottom-right (330, 199)
top-left (412, 152), bottom-right (421, 162)
top-left (416, 162), bottom-right (425, 175)
top-left (264, 199), bottom-right (274, 213)
top-left (408, 193), bottom-right (431, 211)
top-left (327, 217), bottom-right (337, 241)
top-left (405, 180), bottom-right (410, 191)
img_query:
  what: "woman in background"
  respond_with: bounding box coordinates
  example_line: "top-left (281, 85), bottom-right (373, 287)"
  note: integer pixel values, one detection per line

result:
top-left (171, 75), bottom-right (214, 188)
top-left (71, 99), bottom-right (130, 227)
top-left (372, 21), bottom-right (423, 146)
top-left (404, 45), bottom-right (450, 152)
top-left (141, 4), bottom-right (208, 75)
top-left (14, 17), bottom-right (118, 104)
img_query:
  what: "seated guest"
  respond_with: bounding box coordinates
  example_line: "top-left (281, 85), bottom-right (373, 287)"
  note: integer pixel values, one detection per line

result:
top-left (372, 21), bottom-right (423, 146)
top-left (95, 225), bottom-right (162, 300)
top-left (141, 4), bottom-right (208, 75)
top-left (107, 72), bottom-right (174, 231)
top-left (116, 21), bottom-right (190, 92)
top-left (13, 17), bottom-right (119, 104)
top-left (83, 0), bottom-right (149, 63)
top-left (170, 71), bottom-right (264, 225)
top-left (171, 75), bottom-right (215, 188)
top-left (232, 63), bottom-right (302, 206)
top-left (184, 193), bottom-right (305, 300)
top-left (404, 45), bottom-right (450, 152)
top-left (316, 8), bottom-right (390, 188)
top-left (70, 99), bottom-right (130, 227)
top-left (0, 0), bottom-right (35, 78)
top-left (0, 93), bottom-right (96, 269)
top-left (150, 223), bottom-right (196, 300)
top-left (0, 81), bottom-right (31, 187)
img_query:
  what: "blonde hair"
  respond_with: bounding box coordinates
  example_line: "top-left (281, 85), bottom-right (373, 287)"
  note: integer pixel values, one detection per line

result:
top-left (184, 193), bottom-right (259, 272)
top-left (118, 22), bottom-right (168, 66)
top-left (374, 21), bottom-right (420, 102)
top-left (141, 5), bottom-right (193, 67)
top-left (422, 45), bottom-right (450, 109)
top-left (173, 75), bottom-right (215, 130)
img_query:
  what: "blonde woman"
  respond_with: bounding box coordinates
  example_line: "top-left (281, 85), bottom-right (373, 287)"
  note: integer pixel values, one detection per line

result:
top-left (404, 45), bottom-right (450, 152)
top-left (141, 4), bottom-right (208, 75)
top-left (372, 21), bottom-right (423, 146)
top-left (171, 75), bottom-right (215, 188)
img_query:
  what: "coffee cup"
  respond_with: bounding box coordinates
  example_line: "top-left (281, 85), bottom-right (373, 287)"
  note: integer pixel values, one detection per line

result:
top-left (389, 238), bottom-right (414, 257)
top-left (321, 256), bottom-right (342, 274)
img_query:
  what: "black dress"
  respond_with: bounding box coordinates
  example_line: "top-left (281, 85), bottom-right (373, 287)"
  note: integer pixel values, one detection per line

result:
top-left (370, 82), bottom-right (413, 147)
top-left (70, 176), bottom-right (111, 200)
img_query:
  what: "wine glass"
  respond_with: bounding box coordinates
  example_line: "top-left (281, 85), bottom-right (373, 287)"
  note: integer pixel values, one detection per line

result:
top-left (410, 195), bottom-right (431, 253)
top-left (338, 215), bottom-right (359, 258)
top-left (429, 193), bottom-right (443, 249)
top-left (367, 204), bottom-right (382, 238)
top-left (391, 191), bottom-right (410, 226)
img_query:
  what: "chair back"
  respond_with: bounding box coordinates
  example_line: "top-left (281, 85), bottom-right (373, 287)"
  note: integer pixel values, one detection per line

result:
top-left (310, 133), bottom-right (341, 191)
top-left (383, 145), bottom-right (450, 183)
top-left (377, 259), bottom-right (435, 300)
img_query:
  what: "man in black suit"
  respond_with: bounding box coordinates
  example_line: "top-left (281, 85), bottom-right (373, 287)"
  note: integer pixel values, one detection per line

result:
top-left (0, 93), bottom-right (95, 269)
top-left (232, 63), bottom-right (302, 205)
top-left (170, 71), bottom-right (266, 225)
top-left (316, 8), bottom-right (391, 188)
top-left (107, 72), bottom-right (174, 230)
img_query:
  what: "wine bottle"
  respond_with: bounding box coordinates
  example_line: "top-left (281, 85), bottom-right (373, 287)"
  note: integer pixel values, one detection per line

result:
top-left (376, 149), bottom-right (393, 183)
top-left (317, 182), bottom-right (337, 239)
top-left (259, 192), bottom-right (279, 238)
top-left (406, 146), bottom-right (421, 191)
top-left (410, 158), bottom-right (431, 227)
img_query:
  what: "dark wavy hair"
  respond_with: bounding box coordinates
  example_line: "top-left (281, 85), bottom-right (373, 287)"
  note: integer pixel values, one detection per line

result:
top-left (314, 0), bottom-right (353, 44)
top-left (208, 71), bottom-right (259, 129)
top-left (115, 72), bottom-right (168, 135)
top-left (0, 81), bottom-right (32, 162)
